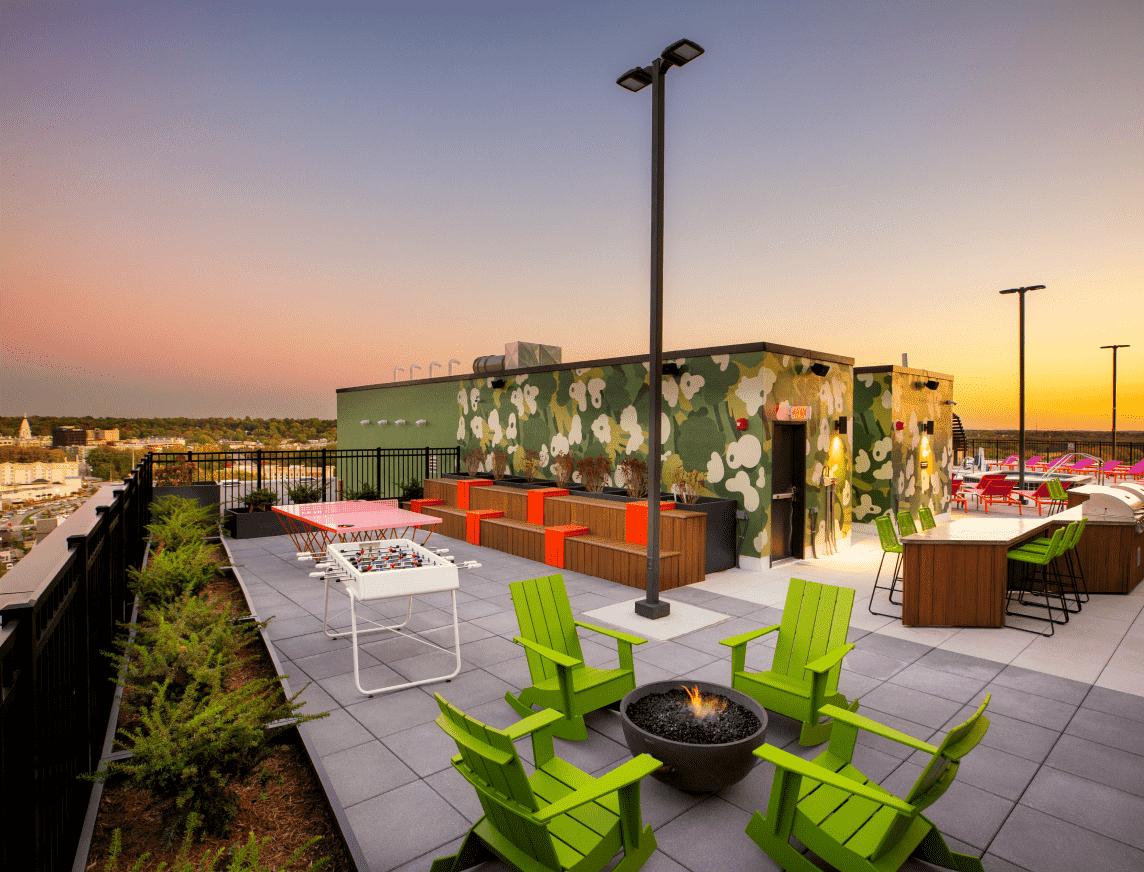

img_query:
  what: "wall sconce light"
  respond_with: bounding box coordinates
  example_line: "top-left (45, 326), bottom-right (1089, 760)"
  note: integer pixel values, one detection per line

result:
top-left (376, 420), bottom-right (387, 425)
top-left (924, 420), bottom-right (935, 435)
top-left (414, 419), bottom-right (427, 426)
top-left (491, 378), bottom-right (506, 389)
top-left (394, 419), bottom-right (406, 426)
top-left (809, 362), bottom-right (831, 377)
top-left (943, 400), bottom-right (957, 406)
top-left (834, 416), bottom-right (847, 435)
top-left (662, 362), bottom-right (683, 377)
top-left (359, 419), bottom-right (370, 425)
top-left (916, 379), bottom-right (940, 390)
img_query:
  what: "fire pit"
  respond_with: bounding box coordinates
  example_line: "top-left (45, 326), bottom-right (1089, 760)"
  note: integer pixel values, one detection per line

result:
top-left (619, 680), bottom-right (767, 792)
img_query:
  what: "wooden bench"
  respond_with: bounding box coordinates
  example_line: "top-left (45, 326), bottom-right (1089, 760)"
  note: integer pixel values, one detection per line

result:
top-left (419, 504), bottom-right (466, 541)
top-left (480, 516), bottom-right (546, 563)
top-left (565, 534), bottom-right (683, 589)
top-left (469, 484), bottom-right (529, 522)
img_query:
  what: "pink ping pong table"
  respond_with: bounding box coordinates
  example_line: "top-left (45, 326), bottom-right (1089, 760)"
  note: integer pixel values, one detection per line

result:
top-left (273, 500), bottom-right (442, 555)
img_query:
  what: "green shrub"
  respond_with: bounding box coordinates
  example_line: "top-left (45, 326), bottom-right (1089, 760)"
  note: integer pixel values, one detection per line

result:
top-left (240, 489), bottom-right (278, 512)
top-left (148, 497), bottom-right (219, 549)
top-left (344, 483), bottom-right (378, 501)
top-left (129, 542), bottom-right (224, 605)
top-left (286, 482), bottom-right (323, 504)
top-left (116, 592), bottom-right (265, 706)
top-left (399, 478), bottom-right (423, 501)
top-left (101, 674), bottom-right (326, 836)
top-left (102, 814), bottom-right (328, 871)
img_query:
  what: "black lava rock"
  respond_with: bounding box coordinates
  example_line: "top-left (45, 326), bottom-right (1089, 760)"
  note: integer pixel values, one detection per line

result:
top-left (625, 688), bottom-right (761, 745)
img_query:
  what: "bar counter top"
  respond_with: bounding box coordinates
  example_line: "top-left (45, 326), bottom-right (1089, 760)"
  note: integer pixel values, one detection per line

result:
top-left (903, 507), bottom-right (1081, 545)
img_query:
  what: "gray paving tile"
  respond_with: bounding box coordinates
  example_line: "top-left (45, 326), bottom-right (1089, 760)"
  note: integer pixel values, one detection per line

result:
top-left (469, 610), bottom-right (523, 637)
top-left (662, 586), bottom-right (722, 605)
top-left (991, 664), bottom-right (1091, 705)
top-left (431, 667), bottom-right (516, 710)
top-left (299, 708), bottom-right (375, 757)
top-left (313, 662), bottom-right (407, 706)
top-left (482, 654), bottom-right (532, 691)
top-left (879, 761), bottom-right (1013, 849)
top-left (888, 662), bottom-right (990, 703)
top-left (916, 647), bottom-right (1006, 682)
top-left (629, 772), bottom-right (709, 830)
top-left (850, 707), bottom-right (939, 760)
top-left (842, 647), bottom-right (911, 681)
top-left (838, 668), bottom-right (884, 701)
top-left (1021, 767), bottom-right (1144, 850)
top-left (346, 687), bottom-right (444, 738)
top-left (979, 681), bottom-right (1079, 732)
top-left (451, 633), bottom-right (521, 668)
top-left (423, 764), bottom-right (484, 823)
top-left (945, 705), bottom-right (1060, 764)
top-left (859, 683), bottom-right (965, 729)
top-left (908, 741), bottom-right (1040, 802)
top-left (272, 630), bottom-right (350, 661)
top-left (1083, 685), bottom-right (1144, 724)
top-left (702, 594), bottom-right (768, 617)
top-left (654, 796), bottom-right (775, 871)
top-left (856, 632), bottom-right (931, 662)
top-left (551, 731), bottom-right (630, 774)
top-left (979, 854), bottom-right (1034, 872)
top-left (320, 739), bottom-right (417, 807)
top-left (263, 613), bottom-right (326, 641)
top-left (344, 780), bottom-right (471, 871)
top-left (381, 720), bottom-right (460, 777)
top-left (680, 658), bottom-right (732, 684)
top-left (633, 639), bottom-right (720, 674)
top-left (674, 616), bottom-right (768, 655)
top-left (1065, 706), bottom-right (1144, 757)
top-left (419, 619), bottom-right (495, 647)
top-left (295, 646), bottom-right (380, 681)
top-left (1044, 733), bottom-right (1144, 798)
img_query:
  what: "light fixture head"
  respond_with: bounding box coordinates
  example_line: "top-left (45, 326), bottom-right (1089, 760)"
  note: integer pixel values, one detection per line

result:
top-left (376, 420), bottom-right (387, 425)
top-left (662, 362), bottom-right (683, 377)
top-left (924, 421), bottom-right (935, 435)
top-left (999, 284), bottom-right (1046, 295)
top-left (393, 419), bottom-right (406, 426)
top-left (924, 379), bottom-right (940, 390)
top-left (834, 416), bottom-right (847, 435)
top-left (491, 378), bottom-right (506, 389)
top-left (809, 362), bottom-right (831, 377)
top-left (661, 38), bottom-right (705, 67)
top-left (414, 419), bottom-right (427, 426)
top-left (359, 419), bottom-right (369, 426)
top-left (616, 66), bottom-right (652, 91)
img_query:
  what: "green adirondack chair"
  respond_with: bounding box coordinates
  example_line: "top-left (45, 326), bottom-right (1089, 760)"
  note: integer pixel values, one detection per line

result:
top-left (431, 694), bottom-right (661, 872)
top-left (505, 574), bottom-right (647, 740)
top-left (721, 578), bottom-right (858, 746)
top-left (746, 695), bottom-right (991, 872)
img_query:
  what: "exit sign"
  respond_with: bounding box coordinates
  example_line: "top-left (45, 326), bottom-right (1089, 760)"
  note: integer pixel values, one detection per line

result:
top-left (769, 404), bottom-right (812, 422)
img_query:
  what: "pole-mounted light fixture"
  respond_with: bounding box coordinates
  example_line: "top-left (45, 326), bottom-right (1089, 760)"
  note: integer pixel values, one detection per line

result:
top-left (430, 360), bottom-right (442, 377)
top-left (394, 366), bottom-right (405, 381)
top-left (448, 358), bottom-right (461, 375)
top-left (410, 364), bottom-right (422, 380)
top-left (999, 284), bottom-right (1045, 491)
top-left (618, 37), bottom-right (705, 621)
top-left (1101, 344), bottom-right (1130, 461)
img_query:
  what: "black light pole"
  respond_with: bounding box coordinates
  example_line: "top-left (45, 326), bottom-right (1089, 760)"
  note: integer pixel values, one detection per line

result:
top-left (618, 39), bottom-right (704, 620)
top-left (999, 285), bottom-right (1045, 491)
top-left (1100, 344), bottom-right (1130, 462)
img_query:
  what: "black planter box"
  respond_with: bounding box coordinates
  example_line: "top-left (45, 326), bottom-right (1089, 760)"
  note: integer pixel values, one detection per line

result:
top-left (672, 496), bottom-right (739, 574)
top-left (225, 507), bottom-right (288, 539)
top-left (153, 481), bottom-right (221, 511)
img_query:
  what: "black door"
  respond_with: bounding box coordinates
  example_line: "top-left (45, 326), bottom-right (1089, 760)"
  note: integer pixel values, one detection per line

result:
top-left (770, 423), bottom-right (805, 561)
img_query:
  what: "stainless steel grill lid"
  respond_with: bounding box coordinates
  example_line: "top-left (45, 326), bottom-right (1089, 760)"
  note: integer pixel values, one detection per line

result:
top-left (1071, 484), bottom-right (1144, 531)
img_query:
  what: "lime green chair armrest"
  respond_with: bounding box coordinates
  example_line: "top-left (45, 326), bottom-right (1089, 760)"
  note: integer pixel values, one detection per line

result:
top-left (502, 707), bottom-right (566, 742)
top-left (719, 624), bottom-right (780, 649)
top-left (534, 754), bottom-right (662, 822)
top-left (753, 744), bottom-right (915, 814)
top-left (513, 635), bottom-right (582, 669)
top-left (573, 620), bottom-right (648, 646)
top-left (819, 704), bottom-right (938, 754)
top-left (804, 643), bottom-right (854, 675)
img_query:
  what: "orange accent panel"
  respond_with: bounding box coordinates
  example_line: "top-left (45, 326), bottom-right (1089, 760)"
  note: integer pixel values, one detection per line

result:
top-left (624, 501), bottom-right (676, 545)
top-left (410, 498), bottom-right (445, 514)
top-left (456, 479), bottom-right (493, 510)
top-left (544, 524), bottom-right (589, 568)
top-left (466, 509), bottom-right (502, 545)
top-left (527, 488), bottom-right (569, 525)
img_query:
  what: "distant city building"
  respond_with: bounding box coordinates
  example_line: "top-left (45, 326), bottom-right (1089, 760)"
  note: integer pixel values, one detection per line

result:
top-left (52, 426), bottom-right (88, 448)
top-left (18, 416), bottom-right (32, 441)
top-left (117, 436), bottom-right (187, 451)
top-left (35, 516), bottom-right (61, 542)
top-left (86, 428), bottom-right (120, 444)
top-left (1, 460), bottom-right (82, 497)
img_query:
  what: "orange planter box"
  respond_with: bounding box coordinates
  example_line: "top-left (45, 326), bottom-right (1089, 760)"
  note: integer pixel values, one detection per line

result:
top-left (466, 509), bottom-right (502, 545)
top-left (544, 524), bottom-right (589, 568)
top-left (456, 478), bottom-right (493, 510)
top-left (527, 488), bottom-right (569, 525)
top-left (410, 498), bottom-right (445, 514)
top-left (625, 501), bottom-right (676, 545)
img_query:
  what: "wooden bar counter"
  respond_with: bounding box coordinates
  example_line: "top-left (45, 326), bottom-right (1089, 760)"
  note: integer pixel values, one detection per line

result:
top-left (901, 509), bottom-right (1081, 627)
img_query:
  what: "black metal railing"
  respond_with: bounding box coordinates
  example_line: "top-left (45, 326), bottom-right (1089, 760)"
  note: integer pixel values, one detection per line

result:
top-left (965, 438), bottom-right (1144, 467)
top-left (150, 446), bottom-right (461, 510)
top-left (1, 463), bottom-right (150, 872)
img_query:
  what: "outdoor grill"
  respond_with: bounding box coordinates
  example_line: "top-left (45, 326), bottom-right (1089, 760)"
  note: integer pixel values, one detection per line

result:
top-left (1069, 484), bottom-right (1144, 533)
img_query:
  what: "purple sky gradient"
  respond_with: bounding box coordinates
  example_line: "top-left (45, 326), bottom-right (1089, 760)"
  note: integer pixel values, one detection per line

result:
top-left (2, 1), bottom-right (1141, 429)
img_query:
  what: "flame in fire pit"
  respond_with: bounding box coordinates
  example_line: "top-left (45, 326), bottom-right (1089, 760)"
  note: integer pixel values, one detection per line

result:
top-left (682, 685), bottom-right (727, 719)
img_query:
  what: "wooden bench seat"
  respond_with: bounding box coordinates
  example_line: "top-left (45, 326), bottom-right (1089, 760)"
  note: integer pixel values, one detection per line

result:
top-left (480, 516), bottom-right (545, 562)
top-left (565, 534), bottom-right (685, 589)
top-left (419, 504), bottom-right (466, 541)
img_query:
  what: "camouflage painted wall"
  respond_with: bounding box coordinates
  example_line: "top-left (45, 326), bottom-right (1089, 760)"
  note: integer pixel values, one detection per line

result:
top-left (852, 367), bottom-right (954, 523)
top-left (455, 349), bottom-right (854, 561)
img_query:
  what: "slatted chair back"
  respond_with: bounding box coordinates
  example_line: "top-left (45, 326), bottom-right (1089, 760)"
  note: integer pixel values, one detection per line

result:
top-left (434, 694), bottom-right (561, 868)
top-left (1070, 515), bottom-right (1088, 548)
top-left (871, 695), bottom-right (991, 862)
top-left (771, 579), bottom-right (854, 697)
top-left (897, 511), bottom-right (919, 537)
top-left (1046, 477), bottom-right (1068, 505)
top-left (918, 507), bottom-right (937, 530)
top-left (509, 574), bottom-right (584, 685)
top-left (876, 515), bottom-right (903, 554)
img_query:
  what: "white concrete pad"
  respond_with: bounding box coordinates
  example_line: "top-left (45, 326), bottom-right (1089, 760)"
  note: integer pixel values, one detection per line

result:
top-left (582, 598), bottom-right (731, 642)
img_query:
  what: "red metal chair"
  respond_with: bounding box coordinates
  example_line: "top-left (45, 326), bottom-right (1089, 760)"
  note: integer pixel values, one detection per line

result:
top-left (978, 478), bottom-right (1021, 514)
top-left (960, 472), bottom-right (1007, 511)
top-left (999, 454), bottom-right (1019, 470)
top-left (1109, 458), bottom-right (1144, 482)
top-left (1065, 458), bottom-right (1099, 476)
top-left (950, 478), bottom-right (968, 512)
top-left (1013, 481), bottom-right (1054, 515)
top-left (1095, 460), bottom-right (1122, 482)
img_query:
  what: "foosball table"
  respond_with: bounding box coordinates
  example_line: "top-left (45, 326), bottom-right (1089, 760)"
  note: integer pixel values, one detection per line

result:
top-left (312, 539), bottom-right (479, 696)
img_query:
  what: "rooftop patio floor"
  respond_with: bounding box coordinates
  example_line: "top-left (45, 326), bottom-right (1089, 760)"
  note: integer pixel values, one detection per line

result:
top-left (223, 510), bottom-right (1144, 872)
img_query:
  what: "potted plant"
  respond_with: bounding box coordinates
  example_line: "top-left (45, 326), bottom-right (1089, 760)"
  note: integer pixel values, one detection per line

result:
top-left (490, 448), bottom-right (508, 480)
top-left (286, 482), bottom-right (323, 504)
top-left (552, 452), bottom-right (578, 490)
top-left (152, 457), bottom-right (221, 510)
top-left (575, 455), bottom-right (612, 494)
top-left (345, 483), bottom-right (379, 501)
top-left (616, 457), bottom-right (648, 499)
top-left (398, 478), bottom-right (423, 509)
top-left (224, 488), bottom-right (286, 538)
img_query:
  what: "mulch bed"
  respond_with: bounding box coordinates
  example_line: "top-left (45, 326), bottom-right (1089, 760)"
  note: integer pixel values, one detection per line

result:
top-left (85, 552), bottom-right (356, 871)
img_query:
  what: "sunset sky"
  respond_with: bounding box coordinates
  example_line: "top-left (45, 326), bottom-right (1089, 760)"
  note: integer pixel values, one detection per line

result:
top-left (3, 1), bottom-right (1141, 430)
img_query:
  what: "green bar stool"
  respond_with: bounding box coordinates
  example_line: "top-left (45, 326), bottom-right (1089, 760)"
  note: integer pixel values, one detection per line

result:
top-left (919, 507), bottom-right (937, 530)
top-left (897, 510), bottom-right (919, 538)
top-left (1006, 528), bottom-right (1067, 635)
top-left (868, 515), bottom-right (904, 617)
top-left (1017, 517), bottom-right (1089, 611)
top-left (1046, 478), bottom-right (1068, 515)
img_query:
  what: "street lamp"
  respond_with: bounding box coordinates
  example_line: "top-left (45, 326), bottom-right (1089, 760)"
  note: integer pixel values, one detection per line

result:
top-left (999, 284), bottom-right (1045, 491)
top-left (618, 38), bottom-right (705, 620)
top-left (1100, 344), bottom-right (1130, 461)
top-left (410, 364), bottom-right (422, 380)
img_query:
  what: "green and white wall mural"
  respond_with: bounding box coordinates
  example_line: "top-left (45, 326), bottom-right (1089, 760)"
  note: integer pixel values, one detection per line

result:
top-left (852, 366), bottom-right (954, 523)
top-left (451, 346), bottom-right (854, 563)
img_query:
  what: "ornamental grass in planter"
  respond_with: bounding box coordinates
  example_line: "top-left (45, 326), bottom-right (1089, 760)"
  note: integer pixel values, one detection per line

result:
top-left (83, 497), bottom-right (351, 872)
